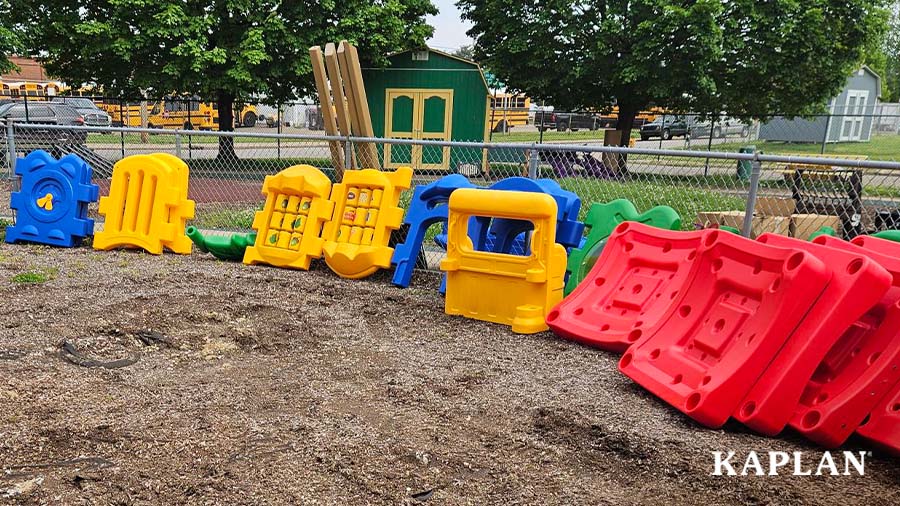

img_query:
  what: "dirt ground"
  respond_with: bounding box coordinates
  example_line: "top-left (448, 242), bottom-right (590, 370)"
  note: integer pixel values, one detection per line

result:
top-left (0, 243), bottom-right (898, 505)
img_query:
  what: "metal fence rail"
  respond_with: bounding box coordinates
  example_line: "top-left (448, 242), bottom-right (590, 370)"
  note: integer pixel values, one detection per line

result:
top-left (4, 123), bottom-right (900, 268)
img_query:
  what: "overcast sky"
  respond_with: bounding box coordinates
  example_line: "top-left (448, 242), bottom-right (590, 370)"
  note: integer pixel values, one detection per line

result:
top-left (426, 0), bottom-right (474, 52)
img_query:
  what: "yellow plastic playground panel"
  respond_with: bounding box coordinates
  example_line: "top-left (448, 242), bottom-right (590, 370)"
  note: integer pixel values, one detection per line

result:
top-left (93, 153), bottom-right (195, 254)
top-left (440, 189), bottom-right (567, 334)
top-left (321, 167), bottom-right (413, 279)
top-left (243, 165), bottom-right (334, 270)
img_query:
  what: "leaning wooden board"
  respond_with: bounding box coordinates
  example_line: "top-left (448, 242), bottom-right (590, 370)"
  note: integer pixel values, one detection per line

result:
top-left (324, 43), bottom-right (357, 169)
top-left (338, 41), bottom-right (380, 169)
top-left (309, 45), bottom-right (345, 177)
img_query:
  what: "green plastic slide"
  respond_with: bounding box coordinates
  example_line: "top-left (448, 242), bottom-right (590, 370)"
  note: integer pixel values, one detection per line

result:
top-left (564, 200), bottom-right (681, 295)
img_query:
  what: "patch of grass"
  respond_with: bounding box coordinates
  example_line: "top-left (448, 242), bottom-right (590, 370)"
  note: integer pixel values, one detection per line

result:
top-left (186, 157), bottom-right (334, 180)
top-left (86, 131), bottom-right (307, 145)
top-left (555, 177), bottom-right (746, 229)
top-left (489, 129), bottom-right (643, 144)
top-left (11, 267), bottom-right (57, 284)
top-left (712, 134), bottom-right (900, 161)
top-left (0, 218), bottom-right (10, 242)
top-left (191, 208), bottom-right (258, 230)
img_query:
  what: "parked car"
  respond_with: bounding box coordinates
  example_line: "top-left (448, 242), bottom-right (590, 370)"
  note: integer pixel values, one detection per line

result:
top-left (690, 117), bottom-right (751, 139)
top-left (552, 111), bottom-right (602, 132)
top-left (639, 116), bottom-right (691, 140)
top-left (0, 102), bottom-right (88, 143)
top-left (50, 97), bottom-right (112, 127)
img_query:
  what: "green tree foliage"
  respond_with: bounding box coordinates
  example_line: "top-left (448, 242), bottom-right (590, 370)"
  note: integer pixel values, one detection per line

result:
top-left (458, 0), bottom-right (889, 144)
top-left (10, 0), bottom-right (436, 155)
top-left (0, 1), bottom-right (21, 74)
top-left (878, 2), bottom-right (900, 101)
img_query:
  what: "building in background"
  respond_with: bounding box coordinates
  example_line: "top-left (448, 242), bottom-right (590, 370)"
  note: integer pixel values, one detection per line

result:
top-left (1, 57), bottom-right (64, 97)
top-left (759, 67), bottom-right (881, 143)
top-left (363, 47), bottom-right (489, 171)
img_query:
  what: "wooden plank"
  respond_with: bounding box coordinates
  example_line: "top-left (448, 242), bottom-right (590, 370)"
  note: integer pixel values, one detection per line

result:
top-left (309, 45), bottom-right (344, 177)
top-left (338, 41), bottom-right (380, 169)
top-left (324, 42), bottom-right (356, 169)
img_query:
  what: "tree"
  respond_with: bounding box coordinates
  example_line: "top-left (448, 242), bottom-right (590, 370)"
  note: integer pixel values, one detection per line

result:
top-left (0, 1), bottom-right (21, 74)
top-left (878, 1), bottom-right (900, 101)
top-left (11, 0), bottom-right (437, 157)
top-left (457, 0), bottom-right (889, 145)
top-left (452, 44), bottom-right (476, 61)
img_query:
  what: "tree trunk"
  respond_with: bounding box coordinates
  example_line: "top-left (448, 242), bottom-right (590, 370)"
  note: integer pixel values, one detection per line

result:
top-left (216, 91), bottom-right (236, 160)
top-left (613, 104), bottom-right (638, 176)
top-left (616, 105), bottom-right (638, 147)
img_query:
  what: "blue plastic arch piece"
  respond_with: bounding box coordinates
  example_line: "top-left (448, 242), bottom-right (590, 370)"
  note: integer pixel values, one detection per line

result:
top-left (434, 177), bottom-right (586, 293)
top-left (6, 150), bottom-right (100, 247)
top-left (479, 178), bottom-right (584, 254)
top-left (391, 174), bottom-right (477, 287)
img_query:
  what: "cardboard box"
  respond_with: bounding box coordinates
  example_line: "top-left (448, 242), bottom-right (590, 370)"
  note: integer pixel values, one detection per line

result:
top-left (755, 197), bottom-right (796, 217)
top-left (791, 214), bottom-right (842, 240)
top-left (721, 211), bottom-right (790, 239)
top-left (696, 210), bottom-right (790, 239)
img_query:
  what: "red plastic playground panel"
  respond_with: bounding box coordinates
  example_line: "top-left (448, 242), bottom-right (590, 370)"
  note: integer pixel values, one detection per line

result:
top-left (734, 234), bottom-right (891, 436)
top-left (787, 235), bottom-right (900, 447)
top-left (547, 223), bottom-right (708, 352)
top-left (856, 377), bottom-right (900, 456)
top-left (619, 231), bottom-right (830, 428)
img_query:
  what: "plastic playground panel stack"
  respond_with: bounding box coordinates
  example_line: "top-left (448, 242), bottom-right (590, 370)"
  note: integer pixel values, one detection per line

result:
top-left (441, 188), bottom-right (567, 334)
top-left (93, 153), bottom-right (195, 254)
top-left (547, 222), bottom-right (900, 454)
top-left (243, 164), bottom-right (335, 270)
top-left (6, 150), bottom-right (99, 247)
top-left (321, 166), bottom-right (412, 279)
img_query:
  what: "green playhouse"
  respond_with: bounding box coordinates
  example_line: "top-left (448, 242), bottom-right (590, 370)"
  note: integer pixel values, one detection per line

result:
top-left (362, 48), bottom-right (490, 172)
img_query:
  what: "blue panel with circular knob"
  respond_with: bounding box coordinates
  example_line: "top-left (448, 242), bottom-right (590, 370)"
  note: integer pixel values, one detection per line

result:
top-left (6, 150), bottom-right (99, 247)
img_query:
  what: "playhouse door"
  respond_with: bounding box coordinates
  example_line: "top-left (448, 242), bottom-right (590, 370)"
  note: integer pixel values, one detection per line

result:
top-left (384, 89), bottom-right (453, 170)
top-left (418, 91), bottom-right (453, 170)
top-left (385, 91), bottom-right (416, 167)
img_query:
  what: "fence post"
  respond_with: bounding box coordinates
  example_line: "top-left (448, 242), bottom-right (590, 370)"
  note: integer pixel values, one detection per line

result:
top-left (175, 130), bottom-right (182, 159)
top-left (344, 136), bottom-right (353, 170)
top-left (821, 111), bottom-right (833, 154)
top-left (6, 121), bottom-right (16, 183)
top-left (119, 99), bottom-right (125, 159)
top-left (740, 155), bottom-right (762, 238)
top-left (704, 114), bottom-right (715, 176)
top-left (527, 143), bottom-right (539, 178)
top-left (277, 101), bottom-right (282, 160)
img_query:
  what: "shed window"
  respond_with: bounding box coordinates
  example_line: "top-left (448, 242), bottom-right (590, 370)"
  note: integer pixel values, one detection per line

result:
top-left (412, 51), bottom-right (429, 61)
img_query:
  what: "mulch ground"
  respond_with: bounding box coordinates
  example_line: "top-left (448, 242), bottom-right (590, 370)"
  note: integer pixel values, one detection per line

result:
top-left (0, 243), bottom-right (898, 505)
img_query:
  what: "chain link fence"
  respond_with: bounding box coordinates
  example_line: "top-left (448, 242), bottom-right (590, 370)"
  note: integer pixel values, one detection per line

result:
top-left (3, 123), bottom-right (900, 270)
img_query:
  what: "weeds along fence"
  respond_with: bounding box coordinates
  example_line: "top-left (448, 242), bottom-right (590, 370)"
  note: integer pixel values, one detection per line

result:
top-left (4, 123), bottom-right (900, 268)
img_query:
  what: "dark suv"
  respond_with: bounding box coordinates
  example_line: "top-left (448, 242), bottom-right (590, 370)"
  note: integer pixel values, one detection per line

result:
top-left (0, 102), bottom-right (87, 143)
top-left (639, 116), bottom-right (690, 140)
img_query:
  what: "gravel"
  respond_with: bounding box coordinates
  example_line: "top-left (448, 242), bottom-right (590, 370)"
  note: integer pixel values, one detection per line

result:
top-left (0, 242), bottom-right (898, 505)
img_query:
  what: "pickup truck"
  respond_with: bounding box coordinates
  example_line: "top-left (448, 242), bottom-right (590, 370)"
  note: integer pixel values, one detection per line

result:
top-left (535, 111), bottom-right (602, 132)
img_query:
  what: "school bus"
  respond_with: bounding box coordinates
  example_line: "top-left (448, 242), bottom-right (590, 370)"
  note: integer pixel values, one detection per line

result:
top-left (98, 97), bottom-right (258, 130)
top-left (598, 106), bottom-right (666, 127)
top-left (0, 81), bottom-right (62, 98)
top-left (489, 93), bottom-right (530, 132)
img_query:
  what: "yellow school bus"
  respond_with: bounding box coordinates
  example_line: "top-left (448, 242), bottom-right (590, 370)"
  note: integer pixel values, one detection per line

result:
top-left (0, 81), bottom-right (62, 98)
top-left (97, 97), bottom-right (258, 130)
top-left (489, 93), bottom-right (530, 132)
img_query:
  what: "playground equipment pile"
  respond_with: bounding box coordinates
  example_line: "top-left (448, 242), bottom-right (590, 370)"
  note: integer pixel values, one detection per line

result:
top-left (6, 149), bottom-right (899, 458)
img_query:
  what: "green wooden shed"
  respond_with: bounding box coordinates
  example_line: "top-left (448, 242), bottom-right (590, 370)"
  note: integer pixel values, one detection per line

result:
top-left (363, 48), bottom-right (490, 172)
